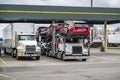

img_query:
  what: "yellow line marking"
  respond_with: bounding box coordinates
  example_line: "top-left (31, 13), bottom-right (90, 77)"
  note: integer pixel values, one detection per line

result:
top-left (0, 58), bottom-right (6, 64)
top-left (0, 10), bottom-right (120, 15)
top-left (0, 74), bottom-right (16, 80)
top-left (0, 74), bottom-right (9, 78)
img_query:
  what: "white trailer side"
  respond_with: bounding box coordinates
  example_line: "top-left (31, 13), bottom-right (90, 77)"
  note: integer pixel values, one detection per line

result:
top-left (2, 23), bottom-right (34, 48)
top-left (108, 33), bottom-right (120, 46)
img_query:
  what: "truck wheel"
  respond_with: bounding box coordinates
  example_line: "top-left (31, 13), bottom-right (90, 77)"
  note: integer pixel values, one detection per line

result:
top-left (17, 56), bottom-right (20, 60)
top-left (12, 50), bottom-right (17, 58)
top-left (56, 53), bottom-right (59, 59)
top-left (61, 53), bottom-right (66, 61)
top-left (12, 53), bottom-right (15, 58)
top-left (16, 51), bottom-right (20, 60)
top-left (4, 48), bottom-right (7, 54)
top-left (48, 53), bottom-right (51, 57)
top-left (36, 56), bottom-right (40, 60)
top-left (82, 59), bottom-right (87, 61)
top-left (46, 51), bottom-right (49, 57)
top-left (41, 47), bottom-right (45, 55)
top-left (48, 51), bottom-right (52, 57)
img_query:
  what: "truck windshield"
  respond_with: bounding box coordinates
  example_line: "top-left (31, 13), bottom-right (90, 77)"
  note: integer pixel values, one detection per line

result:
top-left (59, 37), bottom-right (82, 43)
top-left (65, 38), bottom-right (80, 43)
top-left (65, 37), bottom-right (88, 43)
top-left (18, 35), bottom-right (36, 41)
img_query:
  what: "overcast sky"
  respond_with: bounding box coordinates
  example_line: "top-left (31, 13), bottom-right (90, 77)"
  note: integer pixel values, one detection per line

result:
top-left (0, 0), bottom-right (120, 8)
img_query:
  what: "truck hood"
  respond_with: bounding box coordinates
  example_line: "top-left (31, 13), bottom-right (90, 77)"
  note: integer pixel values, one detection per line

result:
top-left (19, 40), bottom-right (37, 46)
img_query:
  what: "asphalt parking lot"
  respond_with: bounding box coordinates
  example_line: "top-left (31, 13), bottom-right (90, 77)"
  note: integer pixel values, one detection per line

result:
top-left (1, 49), bottom-right (120, 66)
top-left (0, 48), bottom-right (120, 80)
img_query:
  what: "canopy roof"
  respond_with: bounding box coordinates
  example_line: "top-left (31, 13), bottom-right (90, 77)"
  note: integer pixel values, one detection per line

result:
top-left (0, 4), bottom-right (120, 24)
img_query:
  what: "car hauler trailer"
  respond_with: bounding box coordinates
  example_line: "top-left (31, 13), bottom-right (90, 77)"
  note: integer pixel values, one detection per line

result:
top-left (43, 21), bottom-right (90, 61)
top-left (2, 23), bottom-right (41, 60)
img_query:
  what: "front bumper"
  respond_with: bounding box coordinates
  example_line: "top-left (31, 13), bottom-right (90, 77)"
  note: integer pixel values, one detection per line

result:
top-left (64, 55), bottom-right (89, 60)
top-left (17, 52), bottom-right (40, 57)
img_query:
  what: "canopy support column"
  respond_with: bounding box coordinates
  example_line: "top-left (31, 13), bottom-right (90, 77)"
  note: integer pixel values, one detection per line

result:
top-left (52, 20), bottom-right (55, 56)
top-left (103, 21), bottom-right (108, 52)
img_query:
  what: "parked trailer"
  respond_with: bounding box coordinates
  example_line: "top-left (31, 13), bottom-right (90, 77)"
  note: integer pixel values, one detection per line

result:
top-left (108, 33), bottom-right (120, 47)
top-left (2, 23), bottom-right (41, 60)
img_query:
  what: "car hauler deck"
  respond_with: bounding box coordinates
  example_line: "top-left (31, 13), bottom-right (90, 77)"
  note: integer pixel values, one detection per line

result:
top-left (41, 21), bottom-right (90, 61)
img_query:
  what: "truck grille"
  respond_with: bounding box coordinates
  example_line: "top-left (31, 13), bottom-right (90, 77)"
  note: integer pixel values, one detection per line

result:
top-left (72, 46), bottom-right (82, 54)
top-left (26, 45), bottom-right (36, 54)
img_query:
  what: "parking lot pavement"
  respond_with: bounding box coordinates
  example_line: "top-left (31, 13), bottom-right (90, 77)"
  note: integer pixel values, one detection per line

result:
top-left (0, 48), bottom-right (120, 68)
top-left (0, 54), bottom-right (120, 80)
top-left (90, 48), bottom-right (120, 54)
top-left (0, 49), bottom-right (120, 80)
top-left (0, 48), bottom-right (120, 67)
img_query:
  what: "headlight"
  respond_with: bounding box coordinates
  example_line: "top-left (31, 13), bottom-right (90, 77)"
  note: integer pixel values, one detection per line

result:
top-left (83, 49), bottom-right (88, 55)
top-left (18, 49), bottom-right (24, 52)
top-left (36, 46), bottom-right (40, 51)
top-left (17, 47), bottom-right (24, 52)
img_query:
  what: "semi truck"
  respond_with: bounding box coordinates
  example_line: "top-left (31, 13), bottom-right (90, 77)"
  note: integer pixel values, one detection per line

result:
top-left (42, 21), bottom-right (90, 61)
top-left (2, 23), bottom-right (41, 60)
top-left (58, 21), bottom-right (90, 61)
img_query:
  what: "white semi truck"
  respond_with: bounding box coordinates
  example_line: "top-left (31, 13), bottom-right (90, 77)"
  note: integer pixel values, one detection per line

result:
top-left (57, 36), bottom-right (89, 61)
top-left (3, 23), bottom-right (41, 60)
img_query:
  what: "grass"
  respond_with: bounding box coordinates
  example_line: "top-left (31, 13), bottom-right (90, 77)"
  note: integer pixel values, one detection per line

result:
top-left (108, 47), bottom-right (120, 49)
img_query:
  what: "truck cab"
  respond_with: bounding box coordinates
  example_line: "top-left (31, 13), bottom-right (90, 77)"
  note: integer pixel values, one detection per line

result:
top-left (14, 33), bottom-right (41, 60)
top-left (58, 36), bottom-right (89, 61)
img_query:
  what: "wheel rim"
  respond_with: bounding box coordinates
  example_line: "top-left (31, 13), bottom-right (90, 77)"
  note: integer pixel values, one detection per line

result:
top-left (14, 50), bottom-right (16, 56)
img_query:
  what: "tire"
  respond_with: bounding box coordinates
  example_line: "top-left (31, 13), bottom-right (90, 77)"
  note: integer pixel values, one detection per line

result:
top-left (4, 48), bottom-right (7, 54)
top-left (12, 53), bottom-right (15, 58)
top-left (61, 53), bottom-right (66, 61)
top-left (48, 51), bottom-right (52, 57)
top-left (36, 56), bottom-right (40, 60)
top-left (17, 56), bottom-right (20, 60)
top-left (82, 59), bottom-right (87, 61)
top-left (46, 51), bottom-right (49, 57)
top-left (16, 50), bottom-right (20, 60)
top-left (41, 47), bottom-right (45, 55)
top-left (12, 49), bottom-right (17, 58)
